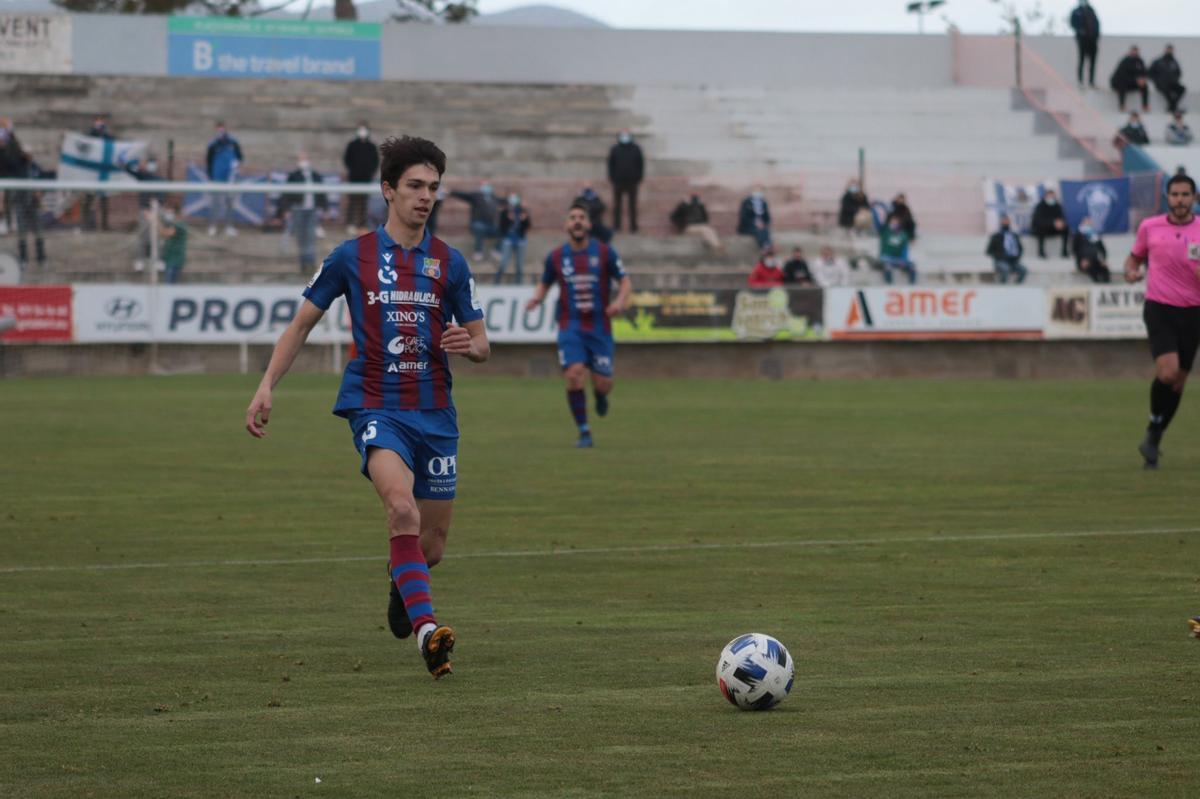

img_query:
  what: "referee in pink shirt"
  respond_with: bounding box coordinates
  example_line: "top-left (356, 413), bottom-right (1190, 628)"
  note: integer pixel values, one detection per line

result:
top-left (1125, 173), bottom-right (1200, 470)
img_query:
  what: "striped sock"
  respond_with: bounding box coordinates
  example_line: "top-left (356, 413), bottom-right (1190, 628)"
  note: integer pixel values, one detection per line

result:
top-left (567, 388), bottom-right (589, 432)
top-left (389, 535), bottom-right (436, 633)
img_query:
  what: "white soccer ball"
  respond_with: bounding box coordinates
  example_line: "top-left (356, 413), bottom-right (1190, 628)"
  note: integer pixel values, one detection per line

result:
top-left (716, 633), bottom-right (795, 711)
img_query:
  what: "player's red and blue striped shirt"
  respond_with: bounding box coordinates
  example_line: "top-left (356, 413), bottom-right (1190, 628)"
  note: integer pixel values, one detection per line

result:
top-left (303, 226), bottom-right (483, 415)
top-left (541, 238), bottom-right (627, 335)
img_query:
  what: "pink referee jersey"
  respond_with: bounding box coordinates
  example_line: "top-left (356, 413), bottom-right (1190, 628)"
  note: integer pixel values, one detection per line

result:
top-left (1132, 214), bottom-right (1200, 307)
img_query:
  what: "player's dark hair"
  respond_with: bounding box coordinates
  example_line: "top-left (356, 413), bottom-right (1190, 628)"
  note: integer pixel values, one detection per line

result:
top-left (568, 201), bottom-right (590, 215)
top-left (1167, 173), bottom-right (1196, 194)
top-left (379, 136), bottom-right (446, 187)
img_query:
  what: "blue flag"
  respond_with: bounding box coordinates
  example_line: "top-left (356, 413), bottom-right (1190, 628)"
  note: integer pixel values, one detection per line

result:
top-left (1059, 177), bottom-right (1131, 234)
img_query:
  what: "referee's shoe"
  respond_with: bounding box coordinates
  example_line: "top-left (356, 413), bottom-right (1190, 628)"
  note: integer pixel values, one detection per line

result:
top-left (1138, 432), bottom-right (1161, 470)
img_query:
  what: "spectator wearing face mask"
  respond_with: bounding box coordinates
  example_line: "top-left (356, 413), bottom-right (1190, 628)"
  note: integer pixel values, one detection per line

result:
top-left (1148, 44), bottom-right (1186, 114)
top-left (838, 179), bottom-right (870, 236)
top-left (1116, 111), bottom-right (1150, 147)
top-left (1166, 111), bottom-right (1194, 146)
top-left (1072, 217), bottom-right (1111, 283)
top-left (737, 185), bottom-right (772, 249)
top-left (206, 120), bottom-right (243, 236)
top-left (748, 245), bottom-right (785, 288)
top-left (279, 152), bottom-right (328, 274)
top-left (495, 193), bottom-right (531, 284)
top-left (343, 122), bottom-right (380, 234)
top-left (451, 182), bottom-right (502, 260)
top-left (607, 129), bottom-right (644, 233)
top-left (986, 214), bottom-right (1029, 284)
top-left (1031, 189), bottom-right (1069, 258)
top-left (1110, 46), bottom-right (1150, 112)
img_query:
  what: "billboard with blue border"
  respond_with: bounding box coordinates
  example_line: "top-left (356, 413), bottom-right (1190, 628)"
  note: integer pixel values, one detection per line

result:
top-left (167, 17), bottom-right (380, 81)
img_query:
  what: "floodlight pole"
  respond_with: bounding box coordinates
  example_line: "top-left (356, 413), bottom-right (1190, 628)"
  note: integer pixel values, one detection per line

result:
top-left (1013, 17), bottom-right (1023, 88)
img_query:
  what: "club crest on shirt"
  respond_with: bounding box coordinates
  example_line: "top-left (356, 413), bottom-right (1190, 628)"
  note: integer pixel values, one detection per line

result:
top-left (422, 257), bottom-right (441, 279)
top-left (378, 264), bottom-right (398, 285)
top-left (589, 256), bottom-right (599, 269)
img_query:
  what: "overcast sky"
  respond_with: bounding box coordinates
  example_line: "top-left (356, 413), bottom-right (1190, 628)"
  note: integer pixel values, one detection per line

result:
top-left (475, 0), bottom-right (1197, 37)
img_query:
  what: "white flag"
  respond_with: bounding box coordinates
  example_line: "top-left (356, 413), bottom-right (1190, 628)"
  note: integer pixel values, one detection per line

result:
top-left (57, 131), bottom-right (147, 183)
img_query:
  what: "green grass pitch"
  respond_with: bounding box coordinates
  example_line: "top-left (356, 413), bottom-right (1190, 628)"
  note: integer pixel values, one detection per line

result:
top-left (2, 373), bottom-right (1200, 797)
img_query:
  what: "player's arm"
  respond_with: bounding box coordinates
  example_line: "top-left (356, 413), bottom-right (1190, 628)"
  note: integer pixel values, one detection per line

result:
top-left (524, 282), bottom-right (551, 312)
top-left (245, 300), bottom-right (326, 438)
top-left (607, 275), bottom-right (633, 317)
top-left (441, 319), bottom-right (490, 363)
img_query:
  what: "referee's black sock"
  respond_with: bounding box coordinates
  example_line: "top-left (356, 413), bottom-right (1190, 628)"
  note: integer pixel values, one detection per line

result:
top-left (1148, 379), bottom-right (1183, 443)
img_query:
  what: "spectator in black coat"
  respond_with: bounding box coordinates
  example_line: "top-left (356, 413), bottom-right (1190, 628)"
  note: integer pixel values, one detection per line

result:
top-left (1117, 112), bottom-right (1150, 146)
top-left (0, 118), bottom-right (24, 236)
top-left (1110, 46), bottom-right (1150, 112)
top-left (837, 179), bottom-right (869, 235)
top-left (1148, 45), bottom-right (1186, 114)
top-left (82, 114), bottom-right (113, 231)
top-left (669, 194), bottom-right (723, 253)
top-left (1031, 189), bottom-right (1069, 258)
top-left (1072, 217), bottom-right (1111, 283)
top-left (278, 153), bottom-right (328, 274)
top-left (1069, 1), bottom-right (1101, 88)
top-left (573, 186), bottom-right (612, 244)
top-left (782, 247), bottom-right (814, 286)
top-left (451, 183), bottom-right (502, 260)
top-left (607, 130), bottom-right (644, 233)
top-left (891, 193), bottom-right (917, 240)
top-left (343, 123), bottom-right (379, 233)
top-left (737, 185), bottom-right (772, 248)
top-left (986, 215), bottom-right (1028, 284)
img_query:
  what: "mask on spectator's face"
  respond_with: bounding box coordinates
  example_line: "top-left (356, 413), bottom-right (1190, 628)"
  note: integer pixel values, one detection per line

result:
top-left (299, 160), bottom-right (311, 171)
top-left (145, 160), bottom-right (157, 174)
top-left (752, 191), bottom-right (764, 201)
top-left (1080, 223), bottom-right (1095, 237)
top-left (849, 183), bottom-right (859, 192)
top-left (481, 183), bottom-right (493, 196)
top-left (357, 127), bottom-right (369, 139)
top-left (1045, 195), bottom-right (1057, 205)
top-left (508, 194), bottom-right (520, 207)
top-left (161, 210), bottom-right (176, 223)
top-left (217, 127), bottom-right (227, 138)
top-left (618, 133), bottom-right (632, 144)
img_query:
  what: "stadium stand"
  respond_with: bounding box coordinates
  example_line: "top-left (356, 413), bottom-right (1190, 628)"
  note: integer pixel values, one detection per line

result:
top-left (2, 22), bottom-right (1194, 288)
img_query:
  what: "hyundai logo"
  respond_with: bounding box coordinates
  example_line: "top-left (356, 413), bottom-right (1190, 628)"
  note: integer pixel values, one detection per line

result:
top-left (105, 297), bottom-right (142, 320)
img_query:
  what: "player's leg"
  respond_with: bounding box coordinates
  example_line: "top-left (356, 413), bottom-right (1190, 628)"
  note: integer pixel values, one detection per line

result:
top-left (559, 332), bottom-right (592, 446)
top-left (587, 334), bottom-right (616, 418)
top-left (1140, 303), bottom-right (1193, 468)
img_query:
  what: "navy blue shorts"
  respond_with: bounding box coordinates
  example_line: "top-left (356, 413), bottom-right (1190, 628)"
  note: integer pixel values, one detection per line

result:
top-left (557, 330), bottom-right (614, 376)
top-left (348, 408), bottom-right (459, 500)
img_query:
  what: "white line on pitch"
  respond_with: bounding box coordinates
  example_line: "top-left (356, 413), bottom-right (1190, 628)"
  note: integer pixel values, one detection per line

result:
top-left (1, 526), bottom-right (1198, 575)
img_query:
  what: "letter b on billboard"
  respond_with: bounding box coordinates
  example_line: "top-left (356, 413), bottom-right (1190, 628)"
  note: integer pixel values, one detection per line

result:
top-left (193, 41), bottom-right (213, 71)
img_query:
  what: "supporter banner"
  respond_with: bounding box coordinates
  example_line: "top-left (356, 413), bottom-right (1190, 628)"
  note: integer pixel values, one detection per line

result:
top-left (615, 288), bottom-right (824, 342)
top-left (1060, 176), bottom-right (1131, 234)
top-left (983, 179), bottom-right (1050, 234)
top-left (167, 18), bottom-right (381, 81)
top-left (825, 287), bottom-right (1044, 339)
top-left (0, 14), bottom-right (71, 74)
top-left (58, 132), bottom-right (148, 184)
top-left (0, 285), bottom-right (72, 342)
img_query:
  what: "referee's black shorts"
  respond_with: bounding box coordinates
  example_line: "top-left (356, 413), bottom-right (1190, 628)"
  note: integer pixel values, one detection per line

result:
top-left (1144, 299), bottom-right (1200, 370)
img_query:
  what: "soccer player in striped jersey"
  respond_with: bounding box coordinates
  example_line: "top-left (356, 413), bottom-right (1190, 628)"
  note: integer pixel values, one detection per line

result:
top-left (526, 202), bottom-right (632, 447)
top-left (245, 137), bottom-right (489, 679)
